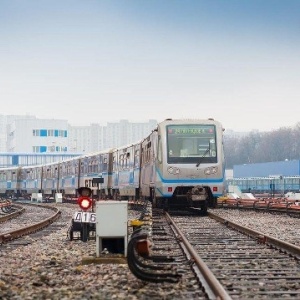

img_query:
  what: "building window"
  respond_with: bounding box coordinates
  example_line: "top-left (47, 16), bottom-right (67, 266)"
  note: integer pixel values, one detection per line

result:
top-left (40, 129), bottom-right (47, 137)
top-left (32, 129), bottom-right (68, 137)
top-left (48, 130), bottom-right (54, 136)
top-left (40, 146), bottom-right (47, 153)
top-left (33, 130), bottom-right (40, 136)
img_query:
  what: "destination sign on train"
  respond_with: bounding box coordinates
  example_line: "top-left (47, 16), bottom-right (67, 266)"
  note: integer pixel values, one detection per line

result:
top-left (168, 126), bottom-right (215, 135)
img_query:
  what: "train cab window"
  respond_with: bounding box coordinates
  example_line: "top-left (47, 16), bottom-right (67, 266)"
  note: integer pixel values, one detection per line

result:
top-left (167, 124), bottom-right (218, 164)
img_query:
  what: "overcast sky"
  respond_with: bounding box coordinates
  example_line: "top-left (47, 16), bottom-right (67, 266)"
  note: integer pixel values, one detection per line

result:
top-left (1, 0), bottom-right (299, 132)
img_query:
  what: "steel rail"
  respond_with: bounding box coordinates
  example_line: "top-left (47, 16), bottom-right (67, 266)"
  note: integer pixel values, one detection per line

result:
top-left (0, 205), bottom-right (25, 223)
top-left (0, 203), bottom-right (61, 244)
top-left (165, 212), bottom-right (232, 300)
top-left (208, 211), bottom-right (300, 258)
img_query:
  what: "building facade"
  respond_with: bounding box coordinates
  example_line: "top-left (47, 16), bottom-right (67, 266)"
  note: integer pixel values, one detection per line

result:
top-left (0, 115), bottom-right (157, 166)
top-left (6, 117), bottom-right (69, 153)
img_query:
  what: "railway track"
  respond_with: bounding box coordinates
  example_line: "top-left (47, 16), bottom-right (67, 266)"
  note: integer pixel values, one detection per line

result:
top-left (0, 202), bottom-right (61, 245)
top-left (164, 209), bottom-right (300, 299)
top-left (218, 198), bottom-right (300, 217)
top-left (2, 200), bottom-right (300, 298)
top-left (0, 202), bottom-right (24, 223)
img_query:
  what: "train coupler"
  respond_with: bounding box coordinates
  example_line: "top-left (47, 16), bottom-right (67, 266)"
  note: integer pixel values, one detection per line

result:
top-left (127, 228), bottom-right (181, 283)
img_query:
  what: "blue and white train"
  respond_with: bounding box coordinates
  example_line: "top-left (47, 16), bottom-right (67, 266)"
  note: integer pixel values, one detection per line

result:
top-left (0, 118), bottom-right (226, 212)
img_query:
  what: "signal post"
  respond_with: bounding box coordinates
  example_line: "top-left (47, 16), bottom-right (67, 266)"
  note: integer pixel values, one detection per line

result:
top-left (71, 187), bottom-right (95, 242)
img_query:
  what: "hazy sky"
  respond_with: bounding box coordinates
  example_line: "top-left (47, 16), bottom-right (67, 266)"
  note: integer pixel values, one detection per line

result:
top-left (1, 0), bottom-right (299, 132)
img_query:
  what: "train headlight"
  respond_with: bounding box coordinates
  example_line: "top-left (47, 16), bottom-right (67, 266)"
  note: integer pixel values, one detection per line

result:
top-left (167, 166), bottom-right (180, 175)
top-left (204, 166), bottom-right (218, 175)
top-left (167, 167), bottom-right (174, 174)
top-left (211, 166), bottom-right (218, 174)
top-left (204, 168), bottom-right (211, 175)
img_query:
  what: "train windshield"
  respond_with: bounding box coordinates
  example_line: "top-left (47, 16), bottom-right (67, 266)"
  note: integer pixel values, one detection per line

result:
top-left (166, 124), bottom-right (217, 164)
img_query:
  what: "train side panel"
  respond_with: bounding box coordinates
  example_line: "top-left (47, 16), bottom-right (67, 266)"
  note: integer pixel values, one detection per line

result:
top-left (112, 142), bottom-right (141, 200)
top-left (0, 167), bottom-right (21, 198)
top-left (19, 165), bottom-right (42, 198)
top-left (78, 149), bottom-right (113, 199)
top-left (59, 158), bottom-right (78, 197)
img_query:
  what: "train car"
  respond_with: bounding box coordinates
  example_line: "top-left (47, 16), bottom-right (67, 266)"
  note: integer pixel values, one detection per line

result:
top-left (42, 161), bottom-right (61, 199)
top-left (111, 142), bottom-right (141, 200)
top-left (139, 118), bottom-right (225, 212)
top-left (19, 164), bottom-right (43, 198)
top-left (58, 156), bottom-right (78, 198)
top-left (0, 166), bottom-right (22, 198)
top-left (78, 149), bottom-right (113, 199)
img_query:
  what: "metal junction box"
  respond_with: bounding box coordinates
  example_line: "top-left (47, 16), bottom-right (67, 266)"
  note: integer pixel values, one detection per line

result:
top-left (55, 193), bottom-right (63, 203)
top-left (31, 193), bottom-right (43, 202)
top-left (95, 201), bottom-right (128, 257)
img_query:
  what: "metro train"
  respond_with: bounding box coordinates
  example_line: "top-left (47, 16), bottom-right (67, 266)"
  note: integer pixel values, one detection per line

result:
top-left (0, 118), bottom-right (226, 212)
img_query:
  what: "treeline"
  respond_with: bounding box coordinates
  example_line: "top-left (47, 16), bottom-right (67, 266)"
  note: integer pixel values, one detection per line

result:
top-left (224, 122), bottom-right (300, 169)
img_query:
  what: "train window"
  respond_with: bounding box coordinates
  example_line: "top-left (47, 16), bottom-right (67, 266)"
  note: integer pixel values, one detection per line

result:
top-left (112, 154), bottom-right (117, 170)
top-left (61, 164), bottom-right (64, 176)
top-left (167, 124), bottom-right (218, 164)
top-left (119, 154), bottom-right (123, 169)
top-left (140, 148), bottom-right (144, 166)
top-left (158, 135), bottom-right (162, 163)
top-left (134, 149), bottom-right (140, 167)
top-left (144, 142), bottom-right (151, 163)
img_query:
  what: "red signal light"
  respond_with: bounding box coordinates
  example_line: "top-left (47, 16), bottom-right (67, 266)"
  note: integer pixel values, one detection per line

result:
top-left (77, 196), bottom-right (92, 211)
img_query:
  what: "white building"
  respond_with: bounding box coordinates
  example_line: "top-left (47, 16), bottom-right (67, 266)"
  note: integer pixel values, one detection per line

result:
top-left (106, 119), bottom-right (157, 148)
top-left (1, 115), bottom-right (158, 159)
top-left (67, 124), bottom-right (106, 154)
top-left (0, 116), bottom-right (7, 152)
top-left (6, 117), bottom-right (69, 153)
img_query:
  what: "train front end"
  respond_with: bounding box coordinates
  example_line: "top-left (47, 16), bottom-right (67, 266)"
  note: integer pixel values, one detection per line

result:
top-left (154, 119), bottom-right (225, 212)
